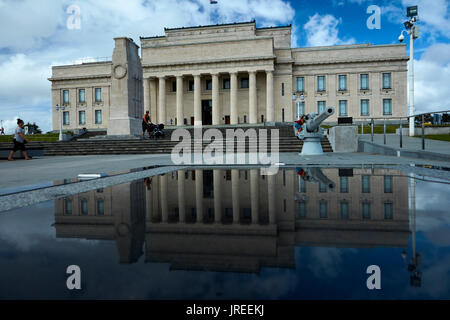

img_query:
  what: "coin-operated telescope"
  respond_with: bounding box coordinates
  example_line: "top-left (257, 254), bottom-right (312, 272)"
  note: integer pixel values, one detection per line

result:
top-left (294, 107), bottom-right (335, 155)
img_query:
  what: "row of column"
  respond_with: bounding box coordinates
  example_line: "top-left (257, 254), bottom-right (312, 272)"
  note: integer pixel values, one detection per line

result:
top-left (154, 170), bottom-right (276, 224)
top-left (143, 71), bottom-right (275, 125)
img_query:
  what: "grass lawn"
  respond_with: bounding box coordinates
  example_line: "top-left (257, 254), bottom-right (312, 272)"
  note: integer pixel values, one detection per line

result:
top-left (0, 133), bottom-right (61, 142)
top-left (414, 134), bottom-right (450, 142)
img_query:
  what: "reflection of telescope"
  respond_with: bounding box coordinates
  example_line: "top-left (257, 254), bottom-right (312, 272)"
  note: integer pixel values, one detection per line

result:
top-left (295, 107), bottom-right (335, 155)
top-left (296, 167), bottom-right (335, 190)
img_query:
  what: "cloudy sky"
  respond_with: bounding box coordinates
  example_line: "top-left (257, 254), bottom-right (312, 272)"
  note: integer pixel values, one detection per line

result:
top-left (0, 0), bottom-right (449, 133)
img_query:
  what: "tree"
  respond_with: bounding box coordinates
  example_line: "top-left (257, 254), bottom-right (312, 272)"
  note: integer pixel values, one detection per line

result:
top-left (24, 122), bottom-right (42, 134)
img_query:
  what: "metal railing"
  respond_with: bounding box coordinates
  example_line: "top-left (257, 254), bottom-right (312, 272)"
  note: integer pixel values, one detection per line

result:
top-left (354, 109), bottom-right (450, 151)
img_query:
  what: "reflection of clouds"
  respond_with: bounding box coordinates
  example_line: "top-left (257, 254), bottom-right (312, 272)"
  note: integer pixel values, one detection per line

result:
top-left (303, 247), bottom-right (357, 279)
top-left (0, 201), bottom-right (55, 251)
top-left (415, 180), bottom-right (450, 212)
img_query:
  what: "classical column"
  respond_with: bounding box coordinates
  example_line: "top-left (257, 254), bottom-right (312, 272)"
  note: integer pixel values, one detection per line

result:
top-left (177, 170), bottom-right (185, 223)
top-left (143, 77), bottom-right (150, 114)
top-left (250, 169), bottom-right (259, 224)
top-left (149, 78), bottom-right (157, 122)
top-left (176, 76), bottom-right (184, 126)
top-left (230, 72), bottom-right (238, 124)
top-left (232, 169), bottom-right (240, 223)
top-left (194, 74), bottom-right (202, 126)
top-left (249, 71), bottom-right (257, 124)
top-left (158, 76), bottom-right (166, 124)
top-left (268, 174), bottom-right (276, 224)
top-left (195, 170), bottom-right (203, 223)
top-left (212, 73), bottom-right (220, 125)
top-left (213, 170), bottom-right (222, 223)
top-left (160, 174), bottom-right (168, 223)
top-left (266, 70), bottom-right (274, 122)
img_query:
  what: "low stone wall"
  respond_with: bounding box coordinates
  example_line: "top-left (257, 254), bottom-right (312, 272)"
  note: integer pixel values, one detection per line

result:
top-left (396, 127), bottom-right (450, 135)
top-left (328, 125), bottom-right (358, 152)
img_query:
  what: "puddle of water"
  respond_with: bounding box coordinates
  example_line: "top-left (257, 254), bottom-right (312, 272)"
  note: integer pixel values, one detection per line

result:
top-left (0, 167), bottom-right (449, 299)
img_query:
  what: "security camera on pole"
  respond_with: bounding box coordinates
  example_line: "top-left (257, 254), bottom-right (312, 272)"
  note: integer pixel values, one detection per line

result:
top-left (398, 5), bottom-right (419, 137)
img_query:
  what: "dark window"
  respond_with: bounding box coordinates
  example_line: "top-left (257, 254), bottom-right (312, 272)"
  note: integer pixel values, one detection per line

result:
top-left (384, 176), bottom-right (393, 193)
top-left (223, 78), bottom-right (230, 89)
top-left (384, 202), bottom-right (393, 219)
top-left (206, 79), bottom-right (212, 90)
top-left (281, 83), bottom-right (285, 96)
top-left (172, 81), bottom-right (176, 92)
top-left (240, 78), bottom-right (249, 89)
top-left (340, 201), bottom-right (349, 219)
top-left (317, 76), bottom-right (326, 92)
top-left (188, 80), bottom-right (194, 91)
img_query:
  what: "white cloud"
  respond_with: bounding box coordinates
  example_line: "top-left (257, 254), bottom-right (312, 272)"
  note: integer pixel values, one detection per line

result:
top-left (303, 13), bottom-right (356, 47)
top-left (411, 43), bottom-right (450, 113)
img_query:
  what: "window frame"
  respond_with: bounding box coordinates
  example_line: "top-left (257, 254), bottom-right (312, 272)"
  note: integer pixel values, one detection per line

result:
top-left (339, 100), bottom-right (348, 116)
top-left (382, 73), bottom-right (392, 90)
top-left (63, 111), bottom-right (70, 125)
top-left (78, 110), bottom-right (85, 125)
top-left (94, 87), bottom-right (102, 103)
top-left (338, 75), bottom-right (347, 91)
top-left (360, 99), bottom-right (370, 116)
top-left (78, 88), bottom-right (86, 104)
top-left (296, 77), bottom-right (305, 93)
top-left (95, 110), bottom-right (102, 124)
top-left (317, 75), bottom-right (326, 92)
top-left (240, 77), bottom-right (249, 89)
top-left (360, 74), bottom-right (369, 90)
top-left (383, 99), bottom-right (392, 116)
top-left (62, 89), bottom-right (69, 105)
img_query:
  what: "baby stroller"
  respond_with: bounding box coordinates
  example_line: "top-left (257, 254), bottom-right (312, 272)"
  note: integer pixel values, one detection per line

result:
top-left (150, 123), bottom-right (165, 139)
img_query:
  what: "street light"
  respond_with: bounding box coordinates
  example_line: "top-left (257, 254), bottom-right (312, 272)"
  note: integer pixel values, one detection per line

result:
top-left (399, 6), bottom-right (419, 137)
top-left (55, 104), bottom-right (65, 141)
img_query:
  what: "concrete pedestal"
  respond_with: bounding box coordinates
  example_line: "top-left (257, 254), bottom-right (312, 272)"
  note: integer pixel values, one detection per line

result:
top-left (328, 125), bottom-right (358, 153)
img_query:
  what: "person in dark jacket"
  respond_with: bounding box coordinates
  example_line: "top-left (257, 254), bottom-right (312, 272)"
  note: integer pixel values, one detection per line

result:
top-left (142, 111), bottom-right (151, 139)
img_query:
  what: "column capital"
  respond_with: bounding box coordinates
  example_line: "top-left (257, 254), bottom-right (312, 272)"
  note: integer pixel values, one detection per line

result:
top-left (248, 70), bottom-right (257, 75)
top-left (158, 75), bottom-right (166, 79)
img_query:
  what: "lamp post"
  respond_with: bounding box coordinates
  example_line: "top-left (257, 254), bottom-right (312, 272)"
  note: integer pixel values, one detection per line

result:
top-left (55, 104), bottom-right (65, 141)
top-left (399, 6), bottom-right (419, 137)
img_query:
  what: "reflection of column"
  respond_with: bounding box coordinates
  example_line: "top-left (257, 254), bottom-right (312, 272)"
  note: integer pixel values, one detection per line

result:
top-left (158, 76), bottom-right (166, 124)
top-left (230, 72), bottom-right (238, 125)
top-left (232, 169), bottom-right (240, 223)
top-left (178, 170), bottom-right (185, 223)
top-left (143, 77), bottom-right (150, 114)
top-left (176, 76), bottom-right (184, 126)
top-left (195, 170), bottom-right (203, 223)
top-left (212, 73), bottom-right (220, 125)
top-left (160, 174), bottom-right (168, 222)
top-left (213, 170), bottom-right (222, 223)
top-left (268, 174), bottom-right (276, 224)
top-left (266, 70), bottom-right (274, 122)
top-left (194, 75), bottom-right (201, 126)
top-left (249, 71), bottom-right (257, 124)
top-left (250, 169), bottom-right (259, 224)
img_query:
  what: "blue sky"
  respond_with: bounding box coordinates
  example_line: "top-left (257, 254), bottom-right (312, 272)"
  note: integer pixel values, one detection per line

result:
top-left (0, 0), bottom-right (449, 133)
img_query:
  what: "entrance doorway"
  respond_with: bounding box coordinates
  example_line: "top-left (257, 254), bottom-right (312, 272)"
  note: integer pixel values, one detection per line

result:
top-left (202, 100), bottom-right (212, 125)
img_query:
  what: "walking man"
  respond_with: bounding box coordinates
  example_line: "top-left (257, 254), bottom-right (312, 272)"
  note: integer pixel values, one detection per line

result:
top-left (8, 119), bottom-right (32, 160)
top-left (142, 110), bottom-right (151, 139)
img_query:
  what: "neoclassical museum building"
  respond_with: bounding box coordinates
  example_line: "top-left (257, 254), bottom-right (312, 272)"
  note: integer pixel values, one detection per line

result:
top-left (49, 20), bottom-right (408, 133)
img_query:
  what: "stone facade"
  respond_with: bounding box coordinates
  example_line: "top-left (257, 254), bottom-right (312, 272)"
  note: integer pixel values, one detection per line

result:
top-left (49, 20), bottom-right (408, 132)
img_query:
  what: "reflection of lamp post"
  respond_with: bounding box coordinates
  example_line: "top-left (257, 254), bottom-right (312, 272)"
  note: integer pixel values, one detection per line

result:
top-left (55, 104), bottom-right (65, 141)
top-left (399, 6), bottom-right (419, 137)
top-left (402, 169), bottom-right (422, 287)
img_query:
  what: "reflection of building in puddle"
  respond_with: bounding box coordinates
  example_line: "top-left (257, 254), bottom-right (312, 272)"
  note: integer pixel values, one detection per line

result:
top-left (53, 168), bottom-right (410, 273)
